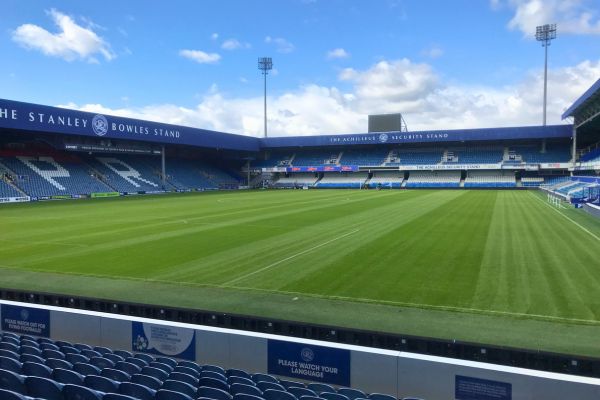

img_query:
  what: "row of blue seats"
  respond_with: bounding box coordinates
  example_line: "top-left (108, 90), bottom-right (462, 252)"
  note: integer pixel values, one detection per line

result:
top-left (404, 183), bottom-right (459, 188)
top-left (464, 183), bottom-right (516, 188)
top-left (0, 180), bottom-right (22, 197)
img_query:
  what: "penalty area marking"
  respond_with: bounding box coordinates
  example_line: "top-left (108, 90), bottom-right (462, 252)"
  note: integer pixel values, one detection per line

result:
top-left (221, 228), bottom-right (360, 286)
top-left (530, 192), bottom-right (600, 242)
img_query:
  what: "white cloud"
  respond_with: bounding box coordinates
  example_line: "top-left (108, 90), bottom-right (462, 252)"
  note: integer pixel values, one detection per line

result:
top-left (60, 58), bottom-right (600, 137)
top-left (265, 36), bottom-right (295, 53)
top-left (327, 48), bottom-right (350, 59)
top-left (496, 0), bottom-right (600, 35)
top-left (221, 38), bottom-right (250, 50)
top-left (179, 49), bottom-right (221, 64)
top-left (421, 46), bottom-right (444, 59)
top-left (12, 9), bottom-right (114, 62)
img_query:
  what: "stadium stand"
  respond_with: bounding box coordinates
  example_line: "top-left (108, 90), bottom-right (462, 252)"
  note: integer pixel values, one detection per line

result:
top-left (445, 146), bottom-right (504, 164)
top-left (396, 148), bottom-right (444, 165)
top-left (367, 172), bottom-right (404, 189)
top-left (510, 145), bottom-right (572, 163)
top-left (292, 150), bottom-right (340, 166)
top-left (315, 172), bottom-right (369, 188)
top-left (0, 332), bottom-right (410, 400)
top-left (338, 148), bottom-right (388, 167)
top-left (0, 179), bottom-right (23, 198)
top-left (273, 173), bottom-right (319, 188)
top-left (405, 171), bottom-right (461, 188)
top-left (86, 156), bottom-right (165, 194)
top-left (464, 171), bottom-right (516, 188)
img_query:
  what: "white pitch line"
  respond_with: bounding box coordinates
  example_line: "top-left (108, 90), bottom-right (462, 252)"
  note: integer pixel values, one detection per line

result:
top-left (222, 229), bottom-right (360, 286)
top-left (530, 192), bottom-right (600, 242)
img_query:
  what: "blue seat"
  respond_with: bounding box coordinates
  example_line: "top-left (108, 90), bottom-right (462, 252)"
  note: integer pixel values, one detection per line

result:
top-left (173, 366), bottom-right (199, 378)
top-left (84, 374), bottom-right (119, 393)
top-left (134, 353), bottom-right (155, 364)
top-left (231, 383), bottom-right (263, 397)
top-left (73, 362), bottom-right (101, 376)
top-left (279, 380), bottom-right (305, 389)
top-left (25, 376), bottom-right (63, 400)
top-left (19, 346), bottom-right (42, 357)
top-left (0, 356), bottom-right (22, 373)
top-left (105, 353), bottom-right (125, 364)
top-left (257, 382), bottom-right (285, 392)
top-left (81, 350), bottom-right (102, 359)
top-left (320, 392), bottom-right (349, 400)
top-left (74, 344), bottom-right (93, 352)
top-left (368, 394), bottom-right (396, 400)
top-left (119, 381), bottom-right (156, 400)
top-left (0, 388), bottom-right (29, 400)
top-left (149, 361), bottom-right (173, 374)
top-left (176, 360), bottom-right (201, 373)
top-left (140, 366), bottom-right (168, 381)
top-left (228, 376), bottom-right (255, 386)
top-left (65, 353), bottom-right (89, 365)
top-left (42, 349), bottom-right (65, 360)
top-left (21, 361), bottom-right (52, 378)
top-left (202, 364), bottom-right (226, 375)
top-left (252, 373), bottom-right (278, 384)
top-left (227, 369), bottom-right (252, 379)
top-left (338, 389), bottom-right (366, 400)
top-left (89, 356), bottom-right (115, 370)
top-left (54, 341), bottom-right (73, 348)
top-left (63, 383), bottom-right (103, 400)
top-left (103, 394), bottom-right (138, 400)
top-left (233, 394), bottom-right (264, 400)
top-left (0, 349), bottom-right (20, 360)
top-left (168, 371), bottom-right (198, 386)
top-left (52, 368), bottom-right (84, 385)
top-left (288, 388), bottom-right (317, 398)
top-left (307, 383), bottom-right (336, 394)
top-left (125, 357), bottom-right (148, 368)
top-left (93, 346), bottom-right (113, 355)
top-left (156, 357), bottom-right (178, 369)
top-left (45, 357), bottom-right (73, 370)
top-left (19, 354), bottom-right (44, 365)
top-left (60, 346), bottom-right (80, 355)
top-left (263, 389), bottom-right (297, 400)
top-left (0, 368), bottom-right (26, 394)
top-left (101, 368), bottom-right (130, 382)
top-left (298, 396), bottom-right (321, 400)
top-left (200, 370), bottom-right (227, 382)
top-left (162, 379), bottom-right (197, 398)
top-left (115, 361), bottom-right (141, 375)
top-left (198, 376), bottom-right (229, 391)
top-left (0, 343), bottom-right (19, 353)
top-left (155, 389), bottom-right (194, 400)
top-left (114, 350), bottom-right (133, 359)
top-left (197, 386), bottom-right (233, 400)
top-left (130, 373), bottom-right (162, 390)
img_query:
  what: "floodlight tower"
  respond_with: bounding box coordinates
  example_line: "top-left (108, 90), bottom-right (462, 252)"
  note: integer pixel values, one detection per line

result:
top-left (258, 57), bottom-right (273, 138)
top-left (535, 24), bottom-right (557, 126)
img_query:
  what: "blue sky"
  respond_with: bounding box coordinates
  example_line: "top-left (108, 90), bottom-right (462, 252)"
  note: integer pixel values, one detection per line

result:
top-left (1, 0), bottom-right (600, 136)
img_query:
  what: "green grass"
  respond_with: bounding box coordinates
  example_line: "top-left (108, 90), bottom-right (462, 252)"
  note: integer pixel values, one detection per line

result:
top-left (1, 189), bottom-right (600, 356)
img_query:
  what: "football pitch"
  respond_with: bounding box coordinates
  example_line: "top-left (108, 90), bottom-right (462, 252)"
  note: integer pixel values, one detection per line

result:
top-left (1, 189), bottom-right (600, 356)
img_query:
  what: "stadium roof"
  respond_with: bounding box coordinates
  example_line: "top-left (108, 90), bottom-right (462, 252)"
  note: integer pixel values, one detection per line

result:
top-left (562, 77), bottom-right (600, 123)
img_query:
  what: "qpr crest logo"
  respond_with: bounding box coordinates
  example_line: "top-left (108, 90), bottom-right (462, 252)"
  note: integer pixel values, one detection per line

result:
top-left (300, 347), bottom-right (314, 362)
top-left (379, 133), bottom-right (389, 143)
top-left (92, 114), bottom-right (108, 136)
top-left (20, 309), bottom-right (29, 321)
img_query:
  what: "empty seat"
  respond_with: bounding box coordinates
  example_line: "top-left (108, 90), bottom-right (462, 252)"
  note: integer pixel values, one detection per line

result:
top-left (25, 376), bottom-right (63, 400)
top-left (0, 350), bottom-right (20, 360)
top-left (0, 368), bottom-right (26, 394)
top-left (233, 394), bottom-right (265, 400)
top-left (19, 346), bottom-right (42, 357)
top-left (134, 353), bottom-right (155, 364)
top-left (114, 350), bottom-right (133, 359)
top-left (168, 371), bottom-right (198, 386)
top-left (105, 353), bottom-right (125, 364)
top-left (320, 392), bottom-right (349, 400)
top-left (198, 376), bottom-right (229, 391)
top-left (115, 361), bottom-right (141, 375)
top-left (197, 386), bottom-right (233, 400)
top-left (89, 356), bottom-right (115, 370)
top-left (176, 360), bottom-right (201, 373)
top-left (307, 383), bottom-right (336, 394)
top-left (60, 346), bottom-right (81, 355)
top-left (93, 346), bottom-right (113, 355)
top-left (228, 376), bottom-right (255, 386)
top-left (257, 381), bottom-right (285, 392)
top-left (279, 380), bottom-right (305, 389)
top-left (202, 364), bottom-right (226, 375)
top-left (298, 396), bottom-right (321, 400)
top-left (252, 373), bottom-right (278, 384)
top-left (119, 381), bottom-right (156, 400)
top-left (130, 373), bottom-right (162, 390)
top-left (155, 388), bottom-right (194, 400)
top-left (288, 388), bottom-right (317, 398)
top-left (63, 383), bottom-right (103, 400)
top-left (368, 394), bottom-right (396, 400)
top-left (21, 361), bottom-right (52, 378)
top-left (74, 344), bottom-right (93, 352)
top-left (338, 388), bottom-right (366, 400)
top-left (125, 357), bottom-right (148, 368)
top-left (65, 353), bottom-right (89, 365)
top-left (55, 341), bottom-right (73, 348)
top-left (140, 366), bottom-right (168, 381)
top-left (0, 356), bottom-right (22, 373)
top-left (103, 394), bottom-right (138, 400)
top-left (156, 357), bottom-right (178, 369)
top-left (73, 362), bottom-right (102, 376)
top-left (0, 343), bottom-right (19, 353)
top-left (101, 368), bottom-right (131, 382)
top-left (173, 366), bottom-right (199, 378)
top-left (227, 369), bottom-right (252, 379)
top-left (162, 379), bottom-right (197, 398)
top-left (52, 368), bottom-right (85, 385)
top-left (45, 357), bottom-right (73, 370)
top-left (149, 361), bottom-right (174, 374)
top-left (19, 354), bottom-right (44, 365)
top-left (0, 388), bottom-right (29, 400)
top-left (40, 343), bottom-right (60, 352)
top-left (81, 350), bottom-right (102, 359)
top-left (20, 340), bottom-right (38, 348)
top-left (84, 374), bottom-right (119, 393)
top-left (263, 389), bottom-right (297, 400)
top-left (200, 370), bottom-right (227, 382)
top-left (230, 383), bottom-right (263, 397)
